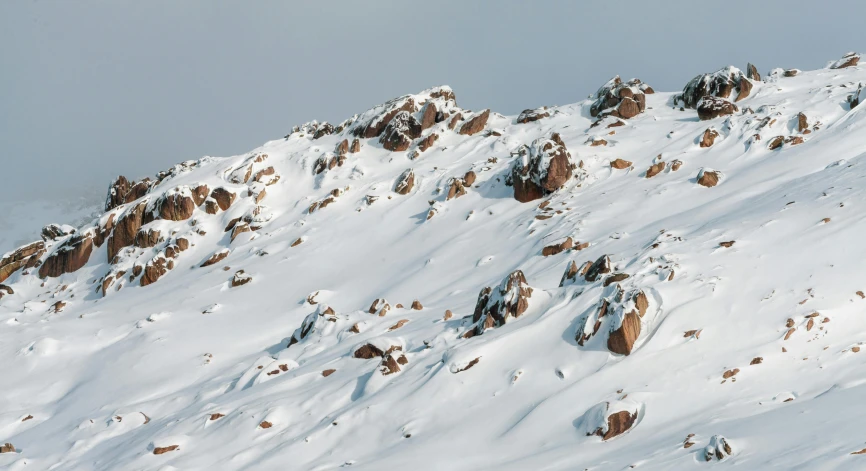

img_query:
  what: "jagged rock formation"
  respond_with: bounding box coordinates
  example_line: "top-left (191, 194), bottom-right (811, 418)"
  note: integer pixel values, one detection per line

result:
top-left (590, 76), bottom-right (653, 119)
top-left (679, 66), bottom-right (753, 109)
top-left (465, 270), bottom-right (533, 337)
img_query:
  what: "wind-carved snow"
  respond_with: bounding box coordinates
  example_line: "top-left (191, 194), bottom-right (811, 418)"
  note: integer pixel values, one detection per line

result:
top-left (0, 54), bottom-right (866, 470)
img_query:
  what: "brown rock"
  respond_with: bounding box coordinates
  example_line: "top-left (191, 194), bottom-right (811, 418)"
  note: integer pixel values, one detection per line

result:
top-left (603, 273), bottom-right (630, 287)
top-left (601, 409), bottom-right (638, 441)
top-left (607, 310), bottom-right (641, 355)
top-left (39, 234), bottom-right (93, 278)
top-left (209, 413), bottom-right (225, 420)
top-left (322, 369), bottom-right (336, 377)
top-left (446, 178), bottom-right (466, 200)
top-left (158, 191), bottom-right (195, 221)
top-left (0, 240), bottom-right (45, 283)
top-left (697, 169), bottom-right (721, 188)
top-left (590, 76), bottom-right (652, 119)
top-left (722, 368), bottom-right (740, 379)
top-left (107, 202), bottom-right (147, 261)
top-left (50, 300), bottom-right (66, 313)
top-left (584, 255), bottom-right (612, 282)
top-left (448, 112), bottom-right (463, 130)
top-left (350, 138), bottom-right (361, 153)
top-left (542, 237), bottom-right (573, 256)
top-left (671, 160), bottom-right (683, 171)
top-left (420, 102), bottom-right (438, 130)
top-left (455, 357), bottom-right (480, 373)
top-left (201, 250), bottom-right (229, 267)
top-left (354, 343), bottom-right (386, 359)
top-left (411, 300), bottom-right (423, 310)
top-left (1, 443), bottom-right (15, 453)
top-left (394, 169), bottom-right (415, 195)
top-left (700, 128), bottom-right (719, 147)
top-left (516, 107), bottom-right (550, 124)
top-left (355, 97), bottom-right (416, 138)
top-left (417, 133), bottom-right (439, 152)
top-left (140, 256), bottom-right (168, 287)
top-left (231, 270), bottom-right (251, 287)
top-left (511, 133), bottom-right (573, 203)
top-left (750, 357), bottom-right (763, 365)
top-left (191, 184), bottom-right (209, 206)
top-left (230, 222), bottom-right (251, 242)
top-left (680, 66), bottom-right (751, 108)
top-left (830, 52), bottom-right (860, 69)
top-left (291, 238), bottom-right (303, 247)
top-left (379, 352), bottom-right (406, 375)
top-left (697, 96), bottom-right (738, 120)
top-left (469, 270), bottom-right (533, 336)
top-left (645, 161), bottom-right (665, 178)
top-left (380, 111), bottom-right (422, 152)
top-left (768, 135), bottom-right (785, 150)
top-left (783, 69), bottom-right (799, 77)
top-left (153, 445), bottom-right (179, 455)
top-left (719, 241), bottom-right (735, 248)
top-left (443, 310), bottom-right (453, 320)
top-left (797, 112), bottom-right (808, 133)
top-left (259, 421), bottom-right (272, 429)
top-left (134, 228), bottom-right (161, 248)
top-left (746, 63), bottom-right (761, 81)
top-left (210, 188), bottom-right (236, 211)
top-left (458, 109), bottom-right (490, 136)
top-left (335, 139), bottom-right (349, 156)
top-left (610, 159), bottom-right (632, 169)
top-left (105, 176), bottom-right (132, 212)
top-left (388, 319), bottom-right (409, 331)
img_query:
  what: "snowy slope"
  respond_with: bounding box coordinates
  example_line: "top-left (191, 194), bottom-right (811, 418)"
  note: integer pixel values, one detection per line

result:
top-left (1, 54), bottom-right (866, 471)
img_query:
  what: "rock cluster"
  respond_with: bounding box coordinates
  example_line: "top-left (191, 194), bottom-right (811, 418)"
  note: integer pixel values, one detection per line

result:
top-left (465, 270), bottom-right (533, 337)
top-left (511, 133), bottom-right (574, 203)
top-left (590, 76), bottom-right (654, 119)
top-left (679, 66), bottom-right (753, 109)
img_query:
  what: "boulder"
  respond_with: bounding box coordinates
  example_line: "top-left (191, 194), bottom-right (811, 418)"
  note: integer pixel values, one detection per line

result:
top-left (349, 138), bottom-right (361, 153)
top-left (446, 178), bottom-right (466, 200)
top-left (140, 255), bottom-right (168, 287)
top-left (417, 133), bottom-right (439, 152)
top-left (353, 97), bottom-right (417, 139)
top-left (542, 237), bottom-right (573, 256)
top-left (607, 309), bottom-right (641, 355)
top-left (313, 122), bottom-right (335, 139)
top-left (610, 159), bottom-right (632, 169)
top-left (37, 232), bottom-right (93, 278)
top-left (0, 442), bottom-right (15, 453)
top-left (380, 111), bottom-right (422, 152)
top-left (0, 241), bottom-right (45, 282)
top-left (420, 102), bottom-right (438, 130)
top-left (559, 260), bottom-right (580, 287)
top-left (41, 224), bottom-right (75, 241)
top-left (368, 298), bottom-right (391, 316)
top-left (679, 66), bottom-right (753, 108)
top-left (704, 435), bottom-right (734, 461)
top-left (516, 107), bottom-right (550, 124)
top-left (134, 228), bottom-right (161, 248)
top-left (590, 76), bottom-right (653, 119)
top-left (797, 112), bottom-right (808, 133)
top-left (335, 139), bottom-right (349, 156)
top-left (379, 352), bottom-right (408, 375)
top-left (696, 96), bottom-right (738, 120)
top-left (394, 169), bottom-right (415, 195)
top-left (201, 249), bottom-right (230, 267)
top-left (645, 161), bottom-right (665, 178)
top-left (466, 270), bottom-right (533, 337)
top-left (105, 175), bottom-right (132, 211)
top-left (584, 255), bottom-right (612, 282)
top-left (697, 168), bottom-right (722, 187)
top-left (511, 133), bottom-right (574, 203)
top-left (577, 400), bottom-right (640, 441)
top-left (848, 84), bottom-right (863, 109)
top-left (458, 109), bottom-right (490, 135)
top-left (700, 128), bottom-right (719, 147)
top-left (210, 188), bottom-right (236, 211)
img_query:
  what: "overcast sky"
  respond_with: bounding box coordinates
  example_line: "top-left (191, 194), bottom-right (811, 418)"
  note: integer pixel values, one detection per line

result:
top-left (1, 0), bottom-right (863, 205)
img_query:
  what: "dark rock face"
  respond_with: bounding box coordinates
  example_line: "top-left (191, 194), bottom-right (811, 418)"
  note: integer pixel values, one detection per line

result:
top-left (394, 169), bottom-right (415, 195)
top-left (191, 184), bottom-right (209, 206)
top-left (0, 241), bottom-right (45, 283)
top-left (584, 255), bottom-right (612, 282)
top-left (105, 176), bottom-right (152, 212)
top-left (590, 76), bottom-right (653, 119)
top-left (354, 97), bottom-right (417, 139)
top-left (458, 109), bottom-right (490, 135)
top-left (511, 133), bottom-right (574, 203)
top-left (312, 122), bottom-right (335, 139)
top-left (417, 133), bottom-right (439, 153)
top-left (679, 66), bottom-right (753, 109)
top-left (849, 84), bottom-right (863, 109)
top-left (420, 102), bottom-right (438, 130)
top-left (746, 63), bottom-right (761, 81)
top-left (829, 52), bottom-right (860, 69)
top-left (39, 234), bottom-right (93, 278)
top-left (380, 111), bottom-right (422, 152)
top-left (696, 96), bottom-right (738, 121)
top-left (107, 202), bottom-right (148, 261)
top-left (41, 224), bottom-right (74, 241)
top-left (516, 107), bottom-right (550, 124)
top-left (134, 228), bottom-right (161, 248)
top-left (466, 270), bottom-right (533, 337)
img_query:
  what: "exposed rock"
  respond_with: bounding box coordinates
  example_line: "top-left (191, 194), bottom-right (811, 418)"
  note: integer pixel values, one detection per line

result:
top-left (448, 113), bottom-right (463, 130)
top-left (768, 136), bottom-right (785, 150)
top-left (394, 169), bottom-right (415, 195)
top-left (153, 445), bottom-right (178, 455)
top-left (463, 171), bottom-right (477, 186)
top-left (349, 138), bottom-right (361, 153)
top-left (746, 62), bottom-right (761, 81)
top-left (584, 255), bottom-right (612, 282)
top-left (704, 435), bottom-right (733, 461)
top-left (517, 107), bottom-right (550, 124)
top-left (420, 102), bottom-right (438, 130)
top-left (679, 66), bottom-right (752, 108)
top-left (41, 224), bottom-right (74, 241)
top-left (231, 221), bottom-right (251, 242)
top-left (750, 357), bottom-right (763, 365)
top-left (201, 249), bottom-right (230, 267)
top-left (559, 260), bottom-right (580, 287)
top-left (454, 357), bottom-right (480, 373)
top-left (719, 241), bottom-right (735, 248)
top-left (231, 270), bottom-right (252, 287)
top-left (696, 96), bottom-right (738, 120)
top-left (511, 133), bottom-right (574, 203)
top-left (50, 300), bottom-right (66, 313)
top-left (590, 76), bottom-right (653, 118)
top-left (607, 308), bottom-right (641, 355)
top-left (604, 273), bottom-right (630, 287)
top-left (645, 161), bottom-right (665, 178)
top-left (458, 109), bottom-right (490, 135)
top-left (368, 298), bottom-right (391, 316)
top-left (697, 168), bottom-right (721, 188)
top-left (0, 442), bottom-right (15, 453)
top-left (210, 188), bottom-right (236, 212)
top-left (542, 237), bottom-right (573, 256)
top-left (411, 300), bottom-right (423, 310)
top-left (443, 310), bottom-right (453, 320)
top-left (107, 202), bottom-right (148, 261)
top-left (105, 176), bottom-right (132, 211)
top-left (578, 400), bottom-right (640, 441)
top-left (671, 160), bottom-right (683, 171)
top-left (39, 234), bottom-right (93, 278)
top-left (140, 255), bottom-right (168, 287)
top-left (0, 241), bottom-right (45, 283)
top-left (466, 270), bottom-right (533, 337)
top-left (446, 178), bottom-right (467, 200)
top-left (354, 343), bottom-right (385, 359)
top-left (700, 128), bottom-right (719, 147)
top-left (796, 112), bottom-right (809, 133)
top-left (829, 51), bottom-right (860, 69)
top-left (417, 133), bottom-right (439, 152)
top-left (353, 96), bottom-right (417, 139)
top-left (783, 69), bottom-right (800, 77)
top-left (849, 84), bottom-right (863, 109)
top-left (610, 159), bottom-right (632, 169)
top-left (313, 122), bottom-right (335, 139)
top-left (380, 111), bottom-right (422, 152)
top-left (335, 139), bottom-right (349, 156)
top-left (191, 184), bottom-right (209, 206)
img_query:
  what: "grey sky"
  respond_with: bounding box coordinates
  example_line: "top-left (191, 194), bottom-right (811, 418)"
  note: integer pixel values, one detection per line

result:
top-left (1, 0), bottom-right (863, 205)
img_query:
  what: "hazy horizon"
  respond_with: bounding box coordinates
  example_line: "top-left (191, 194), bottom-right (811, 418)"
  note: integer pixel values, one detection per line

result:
top-left (2, 0), bottom-right (863, 204)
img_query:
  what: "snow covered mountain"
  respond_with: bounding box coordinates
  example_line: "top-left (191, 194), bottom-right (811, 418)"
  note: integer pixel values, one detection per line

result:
top-left (1, 52), bottom-right (865, 471)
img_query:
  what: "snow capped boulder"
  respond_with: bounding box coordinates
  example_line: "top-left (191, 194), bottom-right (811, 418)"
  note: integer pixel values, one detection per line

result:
top-left (40, 224), bottom-right (75, 242)
top-left (394, 169), bottom-right (415, 195)
top-left (511, 133), bottom-right (574, 203)
top-left (458, 109), bottom-right (490, 136)
top-left (201, 249), bottom-right (229, 267)
top-left (380, 111), bottom-right (422, 152)
top-left (140, 254), bottom-right (169, 287)
top-left (353, 337), bottom-right (403, 359)
top-left (0, 241), bottom-right (44, 282)
top-left (696, 96), bottom-right (738, 121)
top-left (700, 128), bottom-right (719, 147)
top-left (231, 270), bottom-right (252, 287)
top-left (576, 399), bottom-right (640, 441)
top-left (516, 107), bottom-right (550, 124)
top-left (379, 351), bottom-right (408, 375)
top-left (465, 270), bottom-right (533, 337)
top-left (368, 298), bottom-right (391, 316)
top-left (679, 66), bottom-right (753, 108)
top-left (351, 86), bottom-right (456, 139)
top-left (828, 51), bottom-right (860, 69)
top-left (190, 183), bottom-right (209, 206)
top-left (287, 307), bottom-right (337, 347)
top-left (577, 283), bottom-right (649, 355)
top-left (590, 76), bottom-right (653, 119)
top-left (703, 435), bottom-right (734, 461)
top-left (697, 168), bottom-right (722, 187)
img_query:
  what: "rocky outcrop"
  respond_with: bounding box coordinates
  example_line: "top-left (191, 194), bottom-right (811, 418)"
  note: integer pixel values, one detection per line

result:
top-left (849, 84), bottom-right (863, 109)
top-left (465, 270), bottom-right (533, 337)
top-left (201, 249), bottom-right (230, 267)
top-left (446, 171), bottom-right (476, 200)
top-left (353, 97), bottom-right (417, 139)
top-left (746, 63), bottom-right (761, 81)
top-left (590, 76), bottom-right (653, 119)
top-left (679, 66), bottom-right (753, 108)
top-left (368, 298), bottom-right (391, 316)
top-left (231, 270), bottom-right (252, 287)
top-left (420, 102), bottom-right (438, 130)
top-left (577, 400), bottom-right (640, 441)
top-left (417, 133), bottom-right (439, 153)
top-left (511, 133), bottom-right (574, 203)
top-left (584, 255), bottom-right (612, 282)
top-left (577, 282), bottom-right (649, 356)
top-left (133, 228), bottom-right (161, 248)
top-left (157, 188), bottom-right (196, 221)
top-left (379, 351), bottom-right (408, 375)
top-left (380, 111), bottom-right (422, 152)
top-left (287, 307), bottom-right (336, 347)
top-left (0, 241), bottom-right (45, 283)
top-left (610, 159), bottom-right (632, 169)
top-left (349, 138), bottom-right (361, 153)
top-left (41, 224), bottom-right (74, 241)
top-left (107, 202), bottom-right (148, 261)
top-left (516, 107), bottom-right (550, 124)
top-left (829, 52), bottom-right (860, 69)
top-left (394, 169), bottom-right (415, 195)
top-left (458, 109), bottom-right (490, 136)
top-left (191, 184), bottom-right (209, 206)
top-left (696, 96), bottom-right (738, 120)
top-left (140, 254), bottom-right (168, 286)
top-left (542, 237), bottom-right (573, 256)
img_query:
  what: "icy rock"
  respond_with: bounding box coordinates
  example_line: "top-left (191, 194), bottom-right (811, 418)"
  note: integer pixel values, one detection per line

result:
top-left (511, 133), bottom-right (574, 203)
top-left (380, 111), bottom-right (422, 152)
top-left (516, 107), bottom-right (550, 124)
top-left (590, 76), bottom-right (653, 119)
top-left (703, 435), bottom-right (734, 461)
top-left (465, 270), bottom-right (533, 337)
top-left (679, 66), bottom-right (753, 109)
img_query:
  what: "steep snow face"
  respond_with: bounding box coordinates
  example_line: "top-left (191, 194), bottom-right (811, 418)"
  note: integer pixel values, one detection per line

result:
top-left (1, 56), bottom-right (866, 470)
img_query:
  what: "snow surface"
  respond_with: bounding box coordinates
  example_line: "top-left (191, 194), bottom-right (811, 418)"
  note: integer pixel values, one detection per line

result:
top-left (1, 58), bottom-right (866, 470)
